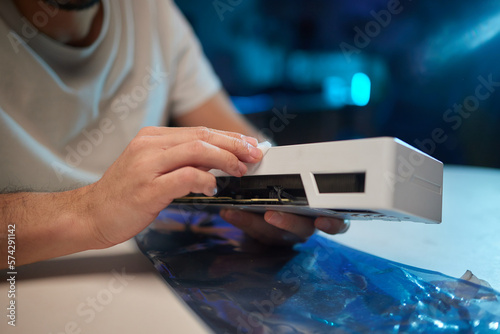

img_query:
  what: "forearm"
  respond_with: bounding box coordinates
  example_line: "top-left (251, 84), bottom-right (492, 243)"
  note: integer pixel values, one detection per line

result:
top-left (0, 187), bottom-right (96, 268)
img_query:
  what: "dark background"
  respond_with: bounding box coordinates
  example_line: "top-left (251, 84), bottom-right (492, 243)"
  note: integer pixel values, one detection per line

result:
top-left (175, 0), bottom-right (500, 168)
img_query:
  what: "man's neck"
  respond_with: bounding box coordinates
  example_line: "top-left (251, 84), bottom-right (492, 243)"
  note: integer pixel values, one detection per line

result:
top-left (13, 0), bottom-right (103, 47)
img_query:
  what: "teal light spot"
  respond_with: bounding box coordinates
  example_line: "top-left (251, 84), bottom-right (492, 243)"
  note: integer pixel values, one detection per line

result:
top-left (323, 76), bottom-right (348, 108)
top-left (351, 73), bottom-right (371, 106)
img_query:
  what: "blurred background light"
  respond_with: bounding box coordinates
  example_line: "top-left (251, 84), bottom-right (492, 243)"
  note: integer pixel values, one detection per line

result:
top-left (175, 0), bottom-right (500, 168)
top-left (423, 11), bottom-right (500, 71)
top-left (323, 76), bottom-right (348, 108)
top-left (351, 73), bottom-right (371, 107)
top-left (231, 94), bottom-right (274, 115)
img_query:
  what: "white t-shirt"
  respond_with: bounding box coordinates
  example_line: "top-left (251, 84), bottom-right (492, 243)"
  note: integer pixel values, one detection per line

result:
top-left (0, 0), bottom-right (221, 192)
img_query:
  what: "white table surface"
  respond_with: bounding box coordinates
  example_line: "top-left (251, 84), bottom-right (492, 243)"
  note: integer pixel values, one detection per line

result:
top-left (1, 165), bottom-right (499, 333)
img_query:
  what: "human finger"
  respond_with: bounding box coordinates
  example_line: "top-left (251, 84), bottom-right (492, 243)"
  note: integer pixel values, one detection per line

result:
top-left (137, 126), bottom-right (261, 163)
top-left (314, 217), bottom-right (350, 235)
top-left (156, 167), bottom-right (217, 199)
top-left (156, 140), bottom-right (247, 177)
top-left (138, 126), bottom-right (256, 143)
top-left (264, 211), bottom-right (316, 240)
top-left (220, 209), bottom-right (305, 245)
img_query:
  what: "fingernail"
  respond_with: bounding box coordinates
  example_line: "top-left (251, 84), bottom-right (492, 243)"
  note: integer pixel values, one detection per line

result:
top-left (339, 220), bottom-right (350, 234)
top-left (212, 187), bottom-right (218, 196)
top-left (250, 146), bottom-right (263, 160)
top-left (242, 136), bottom-right (258, 147)
top-left (266, 211), bottom-right (283, 225)
top-left (238, 161), bottom-right (247, 176)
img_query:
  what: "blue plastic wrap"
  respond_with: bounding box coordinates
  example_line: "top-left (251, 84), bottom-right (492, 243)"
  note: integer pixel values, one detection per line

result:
top-left (135, 210), bottom-right (500, 333)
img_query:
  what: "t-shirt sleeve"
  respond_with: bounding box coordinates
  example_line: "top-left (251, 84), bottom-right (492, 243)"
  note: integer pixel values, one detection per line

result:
top-left (166, 1), bottom-right (222, 118)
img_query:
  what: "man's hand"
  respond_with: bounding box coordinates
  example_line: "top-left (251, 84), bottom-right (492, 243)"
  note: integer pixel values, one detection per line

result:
top-left (1, 126), bottom-right (267, 267)
top-left (80, 126), bottom-right (264, 249)
top-left (176, 92), bottom-right (350, 245)
top-left (221, 210), bottom-right (349, 245)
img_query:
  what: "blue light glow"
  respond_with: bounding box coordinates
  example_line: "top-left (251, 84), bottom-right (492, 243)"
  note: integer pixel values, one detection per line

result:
top-left (423, 11), bottom-right (500, 70)
top-left (231, 94), bottom-right (274, 114)
top-left (323, 76), bottom-right (348, 108)
top-left (351, 73), bottom-right (371, 106)
top-left (465, 12), bottom-right (500, 50)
